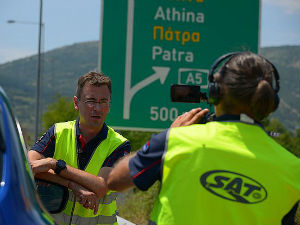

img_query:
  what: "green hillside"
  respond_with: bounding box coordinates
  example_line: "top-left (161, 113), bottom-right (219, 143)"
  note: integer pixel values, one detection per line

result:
top-left (0, 41), bottom-right (98, 137)
top-left (259, 46), bottom-right (300, 133)
top-left (0, 42), bottom-right (299, 138)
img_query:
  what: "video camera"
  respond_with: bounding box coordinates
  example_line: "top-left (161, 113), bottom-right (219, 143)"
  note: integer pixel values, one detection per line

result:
top-left (170, 84), bottom-right (208, 103)
top-left (170, 84), bottom-right (215, 123)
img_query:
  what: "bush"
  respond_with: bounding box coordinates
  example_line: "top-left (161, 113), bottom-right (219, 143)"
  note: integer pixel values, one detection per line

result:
top-left (118, 182), bottom-right (160, 225)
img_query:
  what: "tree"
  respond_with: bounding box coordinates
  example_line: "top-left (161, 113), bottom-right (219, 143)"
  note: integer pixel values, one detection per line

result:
top-left (42, 95), bottom-right (78, 131)
top-left (263, 118), bottom-right (300, 158)
top-left (119, 130), bottom-right (157, 151)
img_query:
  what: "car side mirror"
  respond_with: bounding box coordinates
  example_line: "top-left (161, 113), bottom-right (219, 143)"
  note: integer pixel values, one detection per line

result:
top-left (36, 179), bottom-right (69, 214)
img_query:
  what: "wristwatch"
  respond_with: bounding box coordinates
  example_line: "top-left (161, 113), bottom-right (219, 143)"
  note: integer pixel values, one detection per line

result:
top-left (54, 159), bottom-right (66, 174)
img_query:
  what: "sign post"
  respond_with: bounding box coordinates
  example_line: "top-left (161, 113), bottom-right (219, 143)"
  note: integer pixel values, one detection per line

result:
top-left (99, 0), bottom-right (260, 131)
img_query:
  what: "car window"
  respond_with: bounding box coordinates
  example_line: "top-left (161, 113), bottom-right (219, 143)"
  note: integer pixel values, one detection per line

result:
top-left (36, 179), bottom-right (69, 214)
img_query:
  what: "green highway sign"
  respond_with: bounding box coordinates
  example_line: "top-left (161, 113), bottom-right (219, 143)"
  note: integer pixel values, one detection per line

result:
top-left (99, 0), bottom-right (260, 131)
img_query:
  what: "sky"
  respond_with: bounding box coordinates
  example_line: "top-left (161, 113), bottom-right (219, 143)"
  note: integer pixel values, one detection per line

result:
top-left (0, 0), bottom-right (299, 64)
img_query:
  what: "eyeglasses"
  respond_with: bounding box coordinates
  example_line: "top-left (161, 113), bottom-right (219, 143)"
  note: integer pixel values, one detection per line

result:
top-left (82, 99), bottom-right (110, 108)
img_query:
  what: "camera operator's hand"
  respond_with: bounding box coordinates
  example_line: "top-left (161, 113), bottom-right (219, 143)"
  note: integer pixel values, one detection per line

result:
top-left (171, 108), bottom-right (209, 128)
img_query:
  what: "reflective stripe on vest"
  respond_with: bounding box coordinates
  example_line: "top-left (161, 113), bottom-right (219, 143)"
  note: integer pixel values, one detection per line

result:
top-left (68, 191), bottom-right (118, 205)
top-left (150, 122), bottom-right (300, 225)
top-left (53, 121), bottom-right (127, 225)
top-left (52, 212), bottom-right (118, 225)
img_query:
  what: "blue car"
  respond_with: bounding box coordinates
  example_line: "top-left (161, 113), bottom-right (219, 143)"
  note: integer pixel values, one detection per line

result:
top-left (0, 86), bottom-right (68, 225)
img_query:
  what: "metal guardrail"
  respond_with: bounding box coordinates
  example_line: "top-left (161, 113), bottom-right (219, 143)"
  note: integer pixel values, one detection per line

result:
top-left (117, 216), bottom-right (136, 225)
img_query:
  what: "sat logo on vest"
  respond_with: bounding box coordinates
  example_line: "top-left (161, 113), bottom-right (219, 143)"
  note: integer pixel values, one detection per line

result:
top-left (200, 170), bottom-right (267, 204)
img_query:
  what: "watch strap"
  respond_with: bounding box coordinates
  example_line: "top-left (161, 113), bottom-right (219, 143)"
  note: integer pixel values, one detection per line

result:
top-left (54, 159), bottom-right (66, 174)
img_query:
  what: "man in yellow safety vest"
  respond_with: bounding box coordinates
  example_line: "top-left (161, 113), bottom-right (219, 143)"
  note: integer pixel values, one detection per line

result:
top-left (29, 71), bottom-right (131, 225)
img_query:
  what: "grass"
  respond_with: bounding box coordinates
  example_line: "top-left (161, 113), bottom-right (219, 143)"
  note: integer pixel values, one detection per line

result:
top-left (117, 182), bottom-right (160, 225)
top-left (296, 203), bottom-right (300, 225)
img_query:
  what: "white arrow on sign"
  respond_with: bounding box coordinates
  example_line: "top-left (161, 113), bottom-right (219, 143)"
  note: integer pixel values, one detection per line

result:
top-left (123, 0), bottom-right (170, 119)
top-left (123, 66), bottom-right (170, 119)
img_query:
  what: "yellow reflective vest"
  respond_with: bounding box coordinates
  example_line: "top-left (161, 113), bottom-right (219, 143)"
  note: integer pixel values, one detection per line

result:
top-left (51, 120), bottom-right (127, 225)
top-left (150, 122), bottom-right (300, 225)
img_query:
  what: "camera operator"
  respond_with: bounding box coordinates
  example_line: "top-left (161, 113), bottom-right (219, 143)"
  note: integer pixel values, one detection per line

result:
top-left (106, 52), bottom-right (300, 225)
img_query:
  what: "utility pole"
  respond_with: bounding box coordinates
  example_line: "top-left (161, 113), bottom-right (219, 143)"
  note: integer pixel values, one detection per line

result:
top-left (35, 0), bottom-right (43, 141)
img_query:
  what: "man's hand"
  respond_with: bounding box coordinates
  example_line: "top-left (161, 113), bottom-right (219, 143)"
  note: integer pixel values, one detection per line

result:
top-left (69, 182), bottom-right (99, 215)
top-left (171, 108), bottom-right (209, 128)
top-left (30, 158), bottom-right (56, 175)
